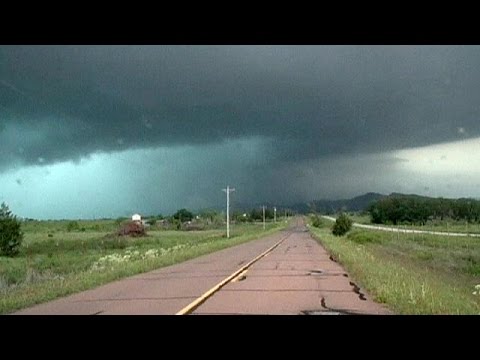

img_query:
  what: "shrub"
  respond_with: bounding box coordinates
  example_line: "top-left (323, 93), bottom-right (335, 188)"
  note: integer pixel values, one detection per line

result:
top-left (332, 213), bottom-right (353, 237)
top-left (311, 215), bottom-right (323, 228)
top-left (0, 203), bottom-right (23, 257)
top-left (66, 221), bottom-right (79, 232)
top-left (170, 218), bottom-right (182, 230)
top-left (117, 221), bottom-right (146, 237)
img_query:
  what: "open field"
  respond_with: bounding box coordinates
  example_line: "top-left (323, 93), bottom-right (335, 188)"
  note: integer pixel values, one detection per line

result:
top-left (308, 218), bottom-right (480, 314)
top-left (0, 220), bottom-right (288, 314)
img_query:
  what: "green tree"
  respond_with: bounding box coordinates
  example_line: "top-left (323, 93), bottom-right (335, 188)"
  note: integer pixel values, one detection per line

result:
top-left (199, 209), bottom-right (219, 223)
top-left (264, 208), bottom-right (274, 220)
top-left (173, 209), bottom-right (194, 222)
top-left (0, 202), bottom-right (23, 257)
top-left (332, 213), bottom-right (353, 236)
top-left (250, 208), bottom-right (263, 221)
top-left (250, 207), bottom-right (274, 221)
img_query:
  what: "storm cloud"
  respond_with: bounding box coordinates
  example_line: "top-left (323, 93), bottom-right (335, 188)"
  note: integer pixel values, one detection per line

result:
top-left (1, 45), bottom-right (480, 218)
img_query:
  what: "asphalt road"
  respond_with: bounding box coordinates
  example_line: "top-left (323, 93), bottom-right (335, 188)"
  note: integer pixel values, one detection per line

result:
top-left (14, 218), bottom-right (390, 315)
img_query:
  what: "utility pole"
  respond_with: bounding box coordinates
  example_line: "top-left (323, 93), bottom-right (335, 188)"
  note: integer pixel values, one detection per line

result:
top-left (222, 185), bottom-right (235, 238)
top-left (263, 205), bottom-right (266, 230)
top-left (274, 207), bottom-right (277, 223)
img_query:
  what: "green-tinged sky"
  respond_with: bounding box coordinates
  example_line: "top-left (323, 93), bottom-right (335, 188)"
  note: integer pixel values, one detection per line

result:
top-left (1, 46), bottom-right (480, 219)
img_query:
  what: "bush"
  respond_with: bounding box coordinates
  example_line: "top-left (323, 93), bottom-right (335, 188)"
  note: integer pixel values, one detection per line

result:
top-left (117, 221), bottom-right (146, 237)
top-left (0, 203), bottom-right (23, 257)
top-left (332, 213), bottom-right (353, 237)
top-left (311, 215), bottom-right (323, 228)
top-left (66, 221), bottom-right (79, 232)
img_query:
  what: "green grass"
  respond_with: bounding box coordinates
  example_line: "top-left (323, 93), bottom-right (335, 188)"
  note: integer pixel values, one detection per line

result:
top-left (20, 219), bottom-right (121, 235)
top-left (308, 219), bottom-right (480, 314)
top-left (0, 221), bottom-right (288, 314)
top-left (346, 214), bottom-right (371, 224)
top-left (331, 213), bottom-right (480, 234)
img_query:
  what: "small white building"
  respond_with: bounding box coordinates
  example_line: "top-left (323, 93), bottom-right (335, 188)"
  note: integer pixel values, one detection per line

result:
top-left (132, 214), bottom-right (142, 222)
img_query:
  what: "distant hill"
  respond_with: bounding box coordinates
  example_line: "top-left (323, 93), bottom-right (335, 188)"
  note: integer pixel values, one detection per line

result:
top-left (290, 192), bottom-right (387, 214)
top-left (197, 192), bottom-right (480, 217)
top-left (291, 192), bottom-right (480, 215)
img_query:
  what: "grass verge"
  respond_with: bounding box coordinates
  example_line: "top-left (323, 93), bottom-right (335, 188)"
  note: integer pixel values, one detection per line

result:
top-left (337, 213), bottom-right (480, 235)
top-left (308, 219), bottom-right (480, 314)
top-left (0, 222), bottom-right (287, 314)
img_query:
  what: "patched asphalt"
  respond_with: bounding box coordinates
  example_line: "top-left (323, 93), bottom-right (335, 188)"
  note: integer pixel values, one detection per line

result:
top-left (192, 221), bottom-right (391, 315)
top-left (13, 218), bottom-right (391, 315)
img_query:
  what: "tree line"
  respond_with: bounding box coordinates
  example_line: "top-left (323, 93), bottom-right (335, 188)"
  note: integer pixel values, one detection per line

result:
top-left (125, 207), bottom-right (293, 226)
top-left (368, 195), bottom-right (480, 225)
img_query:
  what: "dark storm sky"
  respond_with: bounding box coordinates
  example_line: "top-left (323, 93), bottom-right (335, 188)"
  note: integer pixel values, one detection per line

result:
top-left (1, 46), bottom-right (480, 219)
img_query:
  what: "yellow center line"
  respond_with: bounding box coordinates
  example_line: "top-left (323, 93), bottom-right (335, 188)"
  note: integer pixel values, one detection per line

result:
top-left (175, 231), bottom-right (291, 315)
top-left (231, 269), bottom-right (248, 282)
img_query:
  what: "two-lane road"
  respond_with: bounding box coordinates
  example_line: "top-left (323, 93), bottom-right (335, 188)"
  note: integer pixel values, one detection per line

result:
top-left (14, 218), bottom-right (390, 315)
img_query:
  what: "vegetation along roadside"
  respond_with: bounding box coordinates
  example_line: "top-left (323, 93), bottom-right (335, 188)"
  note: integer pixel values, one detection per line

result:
top-left (308, 215), bottom-right (480, 314)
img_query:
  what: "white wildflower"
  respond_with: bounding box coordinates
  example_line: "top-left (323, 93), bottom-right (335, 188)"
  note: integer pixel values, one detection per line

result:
top-left (143, 249), bottom-right (160, 259)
